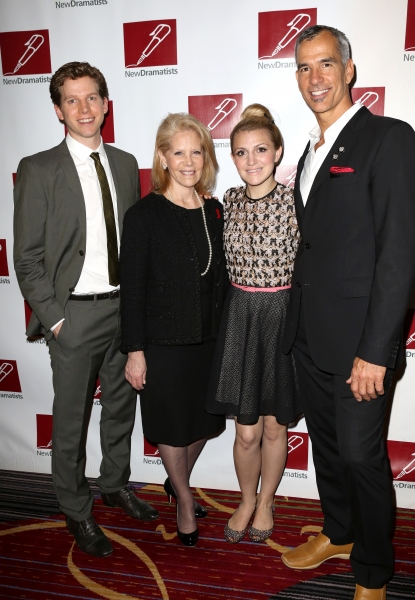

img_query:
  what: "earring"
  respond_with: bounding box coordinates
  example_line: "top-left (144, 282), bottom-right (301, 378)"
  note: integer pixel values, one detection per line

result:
top-left (162, 163), bottom-right (167, 170)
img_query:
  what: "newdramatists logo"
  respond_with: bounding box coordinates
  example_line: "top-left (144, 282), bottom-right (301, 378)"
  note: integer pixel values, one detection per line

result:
top-left (124, 20), bottom-right (178, 78)
top-left (0, 239), bottom-right (10, 283)
top-left (188, 94), bottom-right (243, 143)
top-left (388, 441), bottom-right (415, 488)
top-left (143, 438), bottom-right (162, 465)
top-left (404, 309), bottom-right (415, 355)
top-left (405, 0), bottom-right (415, 53)
top-left (94, 379), bottom-right (101, 405)
top-left (258, 9), bottom-right (317, 69)
top-left (37, 414), bottom-right (53, 456)
top-left (0, 30), bottom-right (52, 84)
top-left (351, 87), bottom-right (385, 117)
top-left (275, 165), bottom-right (297, 188)
top-left (0, 360), bottom-right (23, 398)
top-left (139, 169), bottom-right (152, 198)
top-left (284, 432), bottom-right (309, 478)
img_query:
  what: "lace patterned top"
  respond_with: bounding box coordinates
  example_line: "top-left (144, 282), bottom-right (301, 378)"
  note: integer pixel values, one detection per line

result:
top-left (223, 184), bottom-right (300, 288)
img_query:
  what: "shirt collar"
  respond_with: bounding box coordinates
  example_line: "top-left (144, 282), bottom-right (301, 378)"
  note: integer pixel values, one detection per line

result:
top-left (66, 134), bottom-right (105, 163)
top-left (308, 102), bottom-right (363, 149)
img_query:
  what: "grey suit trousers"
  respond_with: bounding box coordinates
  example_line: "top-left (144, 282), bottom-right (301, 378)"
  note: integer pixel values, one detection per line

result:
top-left (48, 294), bottom-right (137, 521)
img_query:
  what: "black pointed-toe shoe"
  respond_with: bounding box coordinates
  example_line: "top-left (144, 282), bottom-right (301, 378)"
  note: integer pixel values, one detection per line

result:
top-left (177, 526), bottom-right (199, 546)
top-left (66, 515), bottom-right (113, 557)
top-left (164, 478), bottom-right (208, 519)
top-left (101, 486), bottom-right (159, 521)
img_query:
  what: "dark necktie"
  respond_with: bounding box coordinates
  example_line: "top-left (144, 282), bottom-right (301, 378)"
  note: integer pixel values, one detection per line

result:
top-left (90, 152), bottom-right (119, 286)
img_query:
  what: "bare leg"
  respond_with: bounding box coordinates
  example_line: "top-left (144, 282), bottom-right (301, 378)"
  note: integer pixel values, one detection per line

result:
top-left (228, 417), bottom-right (264, 531)
top-left (157, 444), bottom-right (196, 534)
top-left (252, 416), bottom-right (287, 530)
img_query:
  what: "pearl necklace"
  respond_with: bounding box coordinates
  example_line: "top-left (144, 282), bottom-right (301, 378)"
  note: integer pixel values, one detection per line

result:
top-left (166, 188), bottom-right (212, 276)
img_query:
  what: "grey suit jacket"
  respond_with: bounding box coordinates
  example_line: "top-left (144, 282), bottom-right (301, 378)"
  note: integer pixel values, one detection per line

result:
top-left (13, 139), bottom-right (140, 339)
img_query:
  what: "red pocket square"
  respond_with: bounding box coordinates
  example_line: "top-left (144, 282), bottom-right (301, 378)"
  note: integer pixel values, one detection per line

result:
top-left (330, 166), bottom-right (355, 174)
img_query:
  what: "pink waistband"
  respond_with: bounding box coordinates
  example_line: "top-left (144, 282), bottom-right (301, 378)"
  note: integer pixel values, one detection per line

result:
top-left (231, 282), bottom-right (291, 293)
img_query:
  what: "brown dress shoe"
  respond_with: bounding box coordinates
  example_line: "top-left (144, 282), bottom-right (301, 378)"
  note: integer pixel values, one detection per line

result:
top-left (281, 532), bottom-right (353, 569)
top-left (354, 584), bottom-right (386, 600)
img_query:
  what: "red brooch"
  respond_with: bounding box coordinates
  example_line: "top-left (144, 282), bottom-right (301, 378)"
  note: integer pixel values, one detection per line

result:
top-left (216, 208), bottom-right (221, 219)
top-left (330, 166), bottom-right (355, 174)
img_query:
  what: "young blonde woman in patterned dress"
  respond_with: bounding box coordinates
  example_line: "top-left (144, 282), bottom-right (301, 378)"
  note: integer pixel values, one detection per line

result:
top-left (206, 104), bottom-right (302, 543)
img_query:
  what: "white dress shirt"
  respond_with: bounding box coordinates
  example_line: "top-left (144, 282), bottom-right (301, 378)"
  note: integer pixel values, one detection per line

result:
top-left (51, 135), bottom-right (120, 331)
top-left (300, 103), bottom-right (362, 205)
top-left (66, 134), bottom-right (120, 294)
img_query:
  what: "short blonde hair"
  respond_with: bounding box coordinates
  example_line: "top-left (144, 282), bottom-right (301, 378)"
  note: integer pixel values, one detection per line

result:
top-left (152, 113), bottom-right (219, 195)
top-left (230, 103), bottom-right (283, 155)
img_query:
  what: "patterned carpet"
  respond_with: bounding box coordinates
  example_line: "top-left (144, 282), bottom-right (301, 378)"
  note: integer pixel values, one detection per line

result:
top-left (0, 470), bottom-right (414, 599)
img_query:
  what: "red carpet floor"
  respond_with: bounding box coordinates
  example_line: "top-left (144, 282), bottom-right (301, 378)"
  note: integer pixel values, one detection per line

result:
top-left (0, 471), bottom-right (414, 599)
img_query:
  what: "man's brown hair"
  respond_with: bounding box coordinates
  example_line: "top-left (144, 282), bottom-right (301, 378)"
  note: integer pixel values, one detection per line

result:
top-left (49, 61), bottom-right (109, 106)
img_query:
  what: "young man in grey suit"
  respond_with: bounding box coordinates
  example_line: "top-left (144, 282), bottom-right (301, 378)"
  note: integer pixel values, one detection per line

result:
top-left (281, 27), bottom-right (415, 600)
top-left (14, 62), bottom-right (158, 558)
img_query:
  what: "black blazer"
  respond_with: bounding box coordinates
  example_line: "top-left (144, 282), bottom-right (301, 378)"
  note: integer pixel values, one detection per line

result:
top-left (120, 192), bottom-right (229, 351)
top-left (282, 106), bottom-right (415, 375)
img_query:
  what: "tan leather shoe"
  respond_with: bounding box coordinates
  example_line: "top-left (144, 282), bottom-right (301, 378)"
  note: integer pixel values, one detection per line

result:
top-left (354, 584), bottom-right (386, 600)
top-left (281, 532), bottom-right (353, 569)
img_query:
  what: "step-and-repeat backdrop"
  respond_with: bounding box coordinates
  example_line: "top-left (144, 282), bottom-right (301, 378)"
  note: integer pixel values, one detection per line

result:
top-left (1, 0), bottom-right (415, 508)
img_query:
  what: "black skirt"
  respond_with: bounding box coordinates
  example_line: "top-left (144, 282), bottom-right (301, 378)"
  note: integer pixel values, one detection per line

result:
top-left (140, 339), bottom-right (225, 446)
top-left (206, 286), bottom-right (302, 425)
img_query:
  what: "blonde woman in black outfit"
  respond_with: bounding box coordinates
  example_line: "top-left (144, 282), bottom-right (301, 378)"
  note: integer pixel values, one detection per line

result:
top-left (120, 113), bottom-right (228, 546)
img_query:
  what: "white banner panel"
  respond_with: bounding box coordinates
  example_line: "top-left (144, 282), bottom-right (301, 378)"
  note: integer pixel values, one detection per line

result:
top-left (0, 0), bottom-right (414, 508)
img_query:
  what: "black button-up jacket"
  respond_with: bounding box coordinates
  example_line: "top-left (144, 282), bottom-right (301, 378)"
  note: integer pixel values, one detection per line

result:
top-left (120, 192), bottom-right (229, 352)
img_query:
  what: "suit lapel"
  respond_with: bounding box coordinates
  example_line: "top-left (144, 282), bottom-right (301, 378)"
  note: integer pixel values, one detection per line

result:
top-left (105, 145), bottom-right (125, 233)
top-left (56, 140), bottom-right (87, 242)
top-left (294, 143), bottom-right (309, 224)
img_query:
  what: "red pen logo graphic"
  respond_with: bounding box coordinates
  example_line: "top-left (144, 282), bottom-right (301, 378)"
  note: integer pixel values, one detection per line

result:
top-left (0, 30), bottom-right (51, 76)
top-left (405, 0), bottom-right (415, 51)
top-left (285, 433), bottom-right (309, 471)
top-left (94, 379), bottom-right (101, 401)
top-left (387, 441), bottom-right (415, 482)
top-left (144, 438), bottom-right (160, 457)
top-left (64, 100), bottom-right (115, 144)
top-left (139, 168), bottom-right (152, 198)
top-left (0, 360), bottom-right (22, 393)
top-left (188, 94), bottom-right (243, 140)
top-left (258, 9), bottom-right (317, 60)
top-left (351, 88), bottom-right (385, 117)
top-left (0, 239), bottom-right (9, 276)
top-left (124, 20), bottom-right (177, 68)
top-left (404, 309), bottom-right (415, 349)
top-left (275, 165), bottom-right (297, 188)
top-left (37, 414), bottom-right (53, 449)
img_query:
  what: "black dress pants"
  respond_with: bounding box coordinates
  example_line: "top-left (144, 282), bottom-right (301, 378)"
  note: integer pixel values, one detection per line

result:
top-left (292, 308), bottom-right (394, 588)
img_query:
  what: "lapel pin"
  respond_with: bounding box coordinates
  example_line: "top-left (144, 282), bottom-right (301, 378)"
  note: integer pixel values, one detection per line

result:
top-left (332, 154), bottom-right (339, 160)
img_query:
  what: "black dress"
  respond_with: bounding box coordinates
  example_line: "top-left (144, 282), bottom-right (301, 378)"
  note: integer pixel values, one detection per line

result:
top-left (139, 206), bottom-right (225, 446)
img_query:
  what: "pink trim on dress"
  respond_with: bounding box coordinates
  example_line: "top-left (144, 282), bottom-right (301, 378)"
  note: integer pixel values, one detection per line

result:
top-left (231, 282), bottom-right (291, 293)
